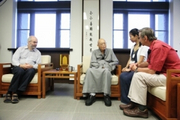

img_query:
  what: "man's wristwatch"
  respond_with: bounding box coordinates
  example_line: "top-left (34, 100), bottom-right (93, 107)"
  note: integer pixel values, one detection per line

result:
top-left (135, 67), bottom-right (138, 72)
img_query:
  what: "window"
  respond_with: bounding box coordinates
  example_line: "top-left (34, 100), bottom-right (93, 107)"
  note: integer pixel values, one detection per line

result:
top-left (17, 13), bottom-right (30, 46)
top-left (34, 13), bottom-right (56, 47)
top-left (155, 14), bottom-right (168, 43)
top-left (113, 1), bottom-right (169, 48)
top-left (17, 1), bottom-right (70, 48)
top-left (128, 13), bottom-right (150, 48)
top-left (113, 14), bottom-right (124, 48)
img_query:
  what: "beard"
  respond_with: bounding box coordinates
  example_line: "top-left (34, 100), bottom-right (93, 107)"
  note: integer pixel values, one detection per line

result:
top-left (31, 45), bottom-right (37, 49)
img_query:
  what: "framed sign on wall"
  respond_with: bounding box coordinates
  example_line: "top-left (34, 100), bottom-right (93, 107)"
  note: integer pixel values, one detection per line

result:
top-left (82, 0), bottom-right (100, 56)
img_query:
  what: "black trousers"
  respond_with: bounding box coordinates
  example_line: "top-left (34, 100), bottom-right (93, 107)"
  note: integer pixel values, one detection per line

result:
top-left (8, 66), bottom-right (37, 93)
top-left (120, 71), bottom-right (134, 104)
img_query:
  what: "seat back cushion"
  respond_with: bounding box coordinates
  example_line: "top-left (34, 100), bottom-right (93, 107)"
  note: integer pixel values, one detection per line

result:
top-left (82, 56), bottom-right (91, 73)
top-left (148, 86), bottom-right (166, 101)
top-left (80, 74), bottom-right (118, 85)
top-left (41, 55), bottom-right (51, 68)
top-left (2, 73), bottom-right (38, 83)
top-left (41, 55), bottom-right (51, 64)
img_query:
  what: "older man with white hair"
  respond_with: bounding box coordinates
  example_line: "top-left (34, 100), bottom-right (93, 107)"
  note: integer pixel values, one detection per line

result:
top-left (4, 36), bottom-right (41, 104)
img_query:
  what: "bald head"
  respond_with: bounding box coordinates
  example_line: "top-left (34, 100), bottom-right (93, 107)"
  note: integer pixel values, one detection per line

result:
top-left (97, 38), bottom-right (106, 51)
top-left (97, 38), bottom-right (105, 45)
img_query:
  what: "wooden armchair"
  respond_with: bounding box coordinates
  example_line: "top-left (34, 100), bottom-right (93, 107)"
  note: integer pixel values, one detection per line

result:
top-left (147, 69), bottom-right (180, 120)
top-left (177, 83), bottom-right (180, 120)
top-left (74, 56), bottom-right (121, 100)
top-left (0, 55), bottom-right (53, 99)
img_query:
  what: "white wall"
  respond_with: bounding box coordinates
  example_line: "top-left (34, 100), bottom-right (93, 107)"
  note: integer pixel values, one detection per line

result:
top-left (169, 0), bottom-right (180, 57)
top-left (100, 0), bottom-right (113, 49)
top-left (0, 0), bottom-right (16, 63)
top-left (69, 0), bottom-right (82, 70)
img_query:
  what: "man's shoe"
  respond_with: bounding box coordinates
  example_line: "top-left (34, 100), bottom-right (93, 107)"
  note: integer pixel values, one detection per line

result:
top-left (119, 103), bottom-right (135, 110)
top-left (11, 94), bottom-right (19, 104)
top-left (123, 107), bottom-right (148, 118)
top-left (85, 95), bottom-right (96, 106)
top-left (4, 94), bottom-right (12, 103)
top-left (104, 95), bottom-right (111, 106)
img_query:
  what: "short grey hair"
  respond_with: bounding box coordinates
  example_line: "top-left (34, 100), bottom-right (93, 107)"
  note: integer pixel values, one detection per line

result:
top-left (27, 36), bottom-right (32, 42)
top-left (139, 27), bottom-right (157, 41)
top-left (27, 36), bottom-right (37, 42)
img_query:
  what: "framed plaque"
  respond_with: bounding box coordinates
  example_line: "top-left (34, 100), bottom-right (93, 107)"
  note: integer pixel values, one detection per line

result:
top-left (82, 0), bottom-right (100, 56)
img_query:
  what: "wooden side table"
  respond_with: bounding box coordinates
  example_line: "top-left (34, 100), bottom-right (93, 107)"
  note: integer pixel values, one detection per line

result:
top-left (42, 69), bottom-right (77, 98)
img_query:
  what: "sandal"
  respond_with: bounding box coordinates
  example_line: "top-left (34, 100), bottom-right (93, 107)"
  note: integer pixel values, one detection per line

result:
top-left (4, 94), bottom-right (12, 103)
top-left (11, 94), bottom-right (19, 104)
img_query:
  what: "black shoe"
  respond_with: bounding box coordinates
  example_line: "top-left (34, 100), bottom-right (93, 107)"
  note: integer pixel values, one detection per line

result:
top-left (85, 95), bottom-right (96, 106)
top-left (104, 95), bottom-right (111, 106)
top-left (4, 94), bottom-right (12, 103)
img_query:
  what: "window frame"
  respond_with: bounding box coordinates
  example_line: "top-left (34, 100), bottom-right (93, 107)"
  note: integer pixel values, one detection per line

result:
top-left (17, 1), bottom-right (70, 48)
top-left (113, 1), bottom-right (169, 48)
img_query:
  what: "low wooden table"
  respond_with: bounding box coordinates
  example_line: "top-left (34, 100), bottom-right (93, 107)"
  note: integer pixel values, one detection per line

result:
top-left (42, 69), bottom-right (77, 98)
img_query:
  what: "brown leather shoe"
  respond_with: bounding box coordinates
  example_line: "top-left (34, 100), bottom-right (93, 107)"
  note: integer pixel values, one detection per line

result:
top-left (119, 103), bottom-right (135, 110)
top-left (123, 107), bottom-right (148, 118)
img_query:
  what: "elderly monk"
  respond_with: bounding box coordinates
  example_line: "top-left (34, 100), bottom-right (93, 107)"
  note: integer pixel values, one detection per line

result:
top-left (82, 38), bottom-right (119, 106)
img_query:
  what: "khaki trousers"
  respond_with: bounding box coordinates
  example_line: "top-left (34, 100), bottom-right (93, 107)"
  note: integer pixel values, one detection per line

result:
top-left (128, 72), bottom-right (166, 105)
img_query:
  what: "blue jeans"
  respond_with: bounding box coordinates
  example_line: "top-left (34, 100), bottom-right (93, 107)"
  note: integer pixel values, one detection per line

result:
top-left (120, 71), bottom-right (134, 104)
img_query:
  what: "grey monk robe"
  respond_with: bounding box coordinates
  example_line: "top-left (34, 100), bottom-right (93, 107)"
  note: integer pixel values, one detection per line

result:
top-left (82, 48), bottom-right (119, 95)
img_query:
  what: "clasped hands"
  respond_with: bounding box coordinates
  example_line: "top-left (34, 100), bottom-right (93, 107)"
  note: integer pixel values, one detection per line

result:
top-left (122, 63), bottom-right (138, 72)
top-left (19, 63), bottom-right (33, 69)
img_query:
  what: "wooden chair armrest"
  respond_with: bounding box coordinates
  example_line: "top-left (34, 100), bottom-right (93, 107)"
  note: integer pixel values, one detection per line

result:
top-left (38, 63), bottom-right (53, 67)
top-left (165, 69), bottom-right (180, 115)
top-left (41, 67), bottom-right (53, 72)
top-left (166, 69), bottom-right (180, 92)
top-left (78, 64), bottom-right (83, 67)
top-left (40, 63), bottom-right (53, 66)
top-left (0, 63), bottom-right (12, 65)
top-left (0, 63), bottom-right (12, 75)
top-left (77, 64), bottom-right (83, 83)
top-left (167, 69), bottom-right (180, 75)
top-left (77, 64), bottom-right (83, 73)
top-left (177, 83), bottom-right (180, 120)
top-left (37, 63), bottom-right (53, 73)
top-left (166, 69), bottom-right (180, 86)
top-left (116, 65), bottom-right (122, 76)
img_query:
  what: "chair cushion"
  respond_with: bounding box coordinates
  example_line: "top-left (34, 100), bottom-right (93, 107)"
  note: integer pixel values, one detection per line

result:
top-left (2, 73), bottom-right (38, 83)
top-left (80, 74), bottom-right (118, 85)
top-left (41, 55), bottom-right (51, 64)
top-left (82, 56), bottom-right (91, 73)
top-left (41, 55), bottom-right (51, 68)
top-left (148, 86), bottom-right (166, 101)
